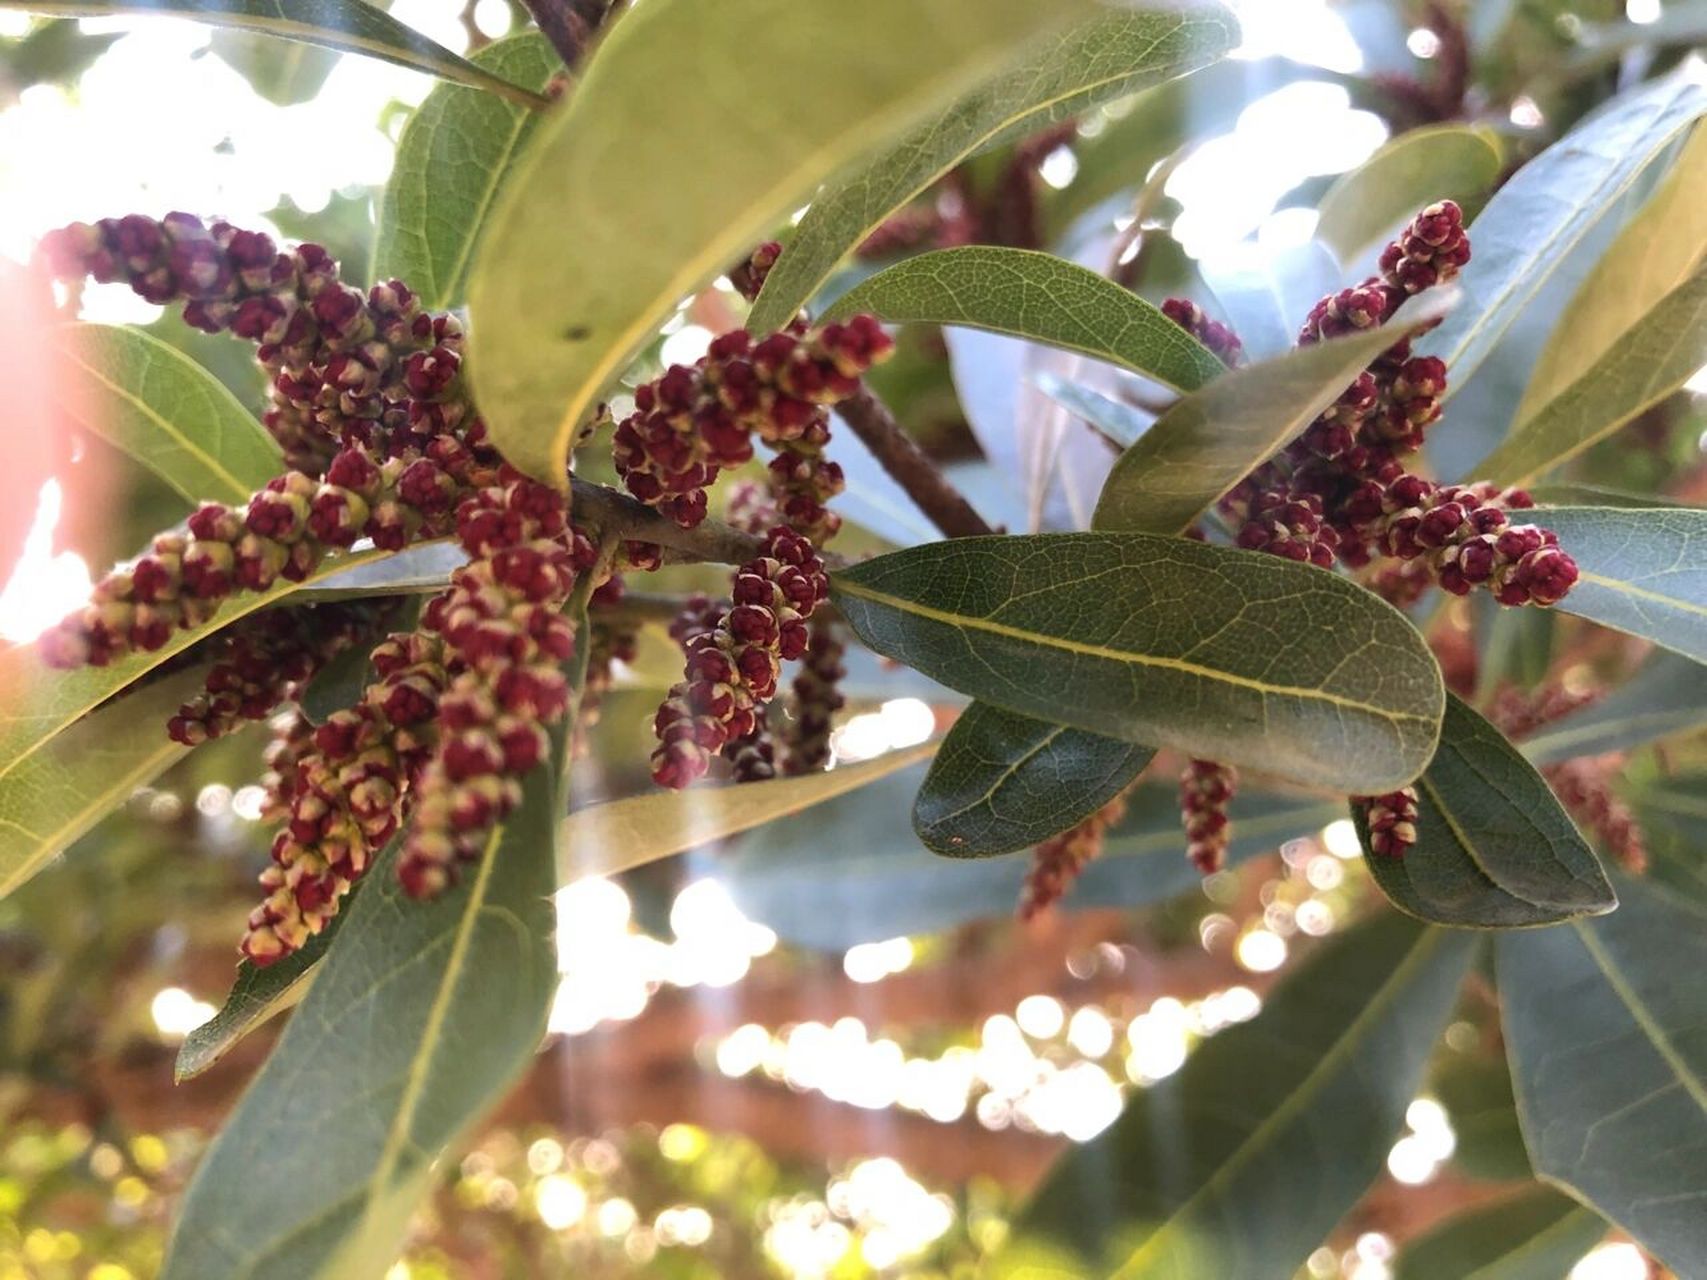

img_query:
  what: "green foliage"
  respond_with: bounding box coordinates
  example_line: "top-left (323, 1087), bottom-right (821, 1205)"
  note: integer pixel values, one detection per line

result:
top-left (1092, 296), bottom-right (1451, 535)
top-left (1316, 125), bottom-right (1504, 265)
top-left (1498, 876), bottom-right (1707, 1271)
top-left (995, 916), bottom-right (1475, 1278)
top-left (1535, 506), bottom-right (1707, 661)
top-left (747, 3), bottom-right (1239, 331)
top-left (1358, 695), bottom-right (1614, 928)
top-left (825, 247), bottom-right (1227, 393)
top-left (1393, 1189), bottom-right (1606, 1280)
top-left (1523, 650), bottom-right (1707, 765)
top-left (466, 0), bottom-right (1097, 484)
top-left (912, 702), bottom-right (1152, 856)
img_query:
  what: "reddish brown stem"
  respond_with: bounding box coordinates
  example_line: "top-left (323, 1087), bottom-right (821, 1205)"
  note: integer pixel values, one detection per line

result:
top-left (837, 387), bottom-right (994, 539)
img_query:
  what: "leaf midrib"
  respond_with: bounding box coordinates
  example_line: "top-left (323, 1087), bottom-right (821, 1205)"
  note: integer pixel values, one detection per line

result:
top-left (1111, 927), bottom-right (1451, 1276)
top-left (835, 579), bottom-right (1436, 725)
top-left (1571, 922), bottom-right (1707, 1115)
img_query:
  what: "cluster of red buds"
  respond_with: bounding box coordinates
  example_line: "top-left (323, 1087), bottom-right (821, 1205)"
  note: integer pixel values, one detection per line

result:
top-left (784, 615), bottom-right (846, 775)
top-left (242, 631), bottom-right (452, 964)
top-left (1019, 788), bottom-right (1131, 920)
top-left (167, 602), bottom-right (378, 745)
top-left (612, 315), bottom-right (891, 528)
top-left (1161, 298), bottom-right (1245, 368)
top-left (651, 528), bottom-right (828, 789)
top-left (1357, 788), bottom-right (1421, 858)
top-left (398, 473), bottom-right (595, 898)
top-left (1180, 759), bottom-right (1238, 873)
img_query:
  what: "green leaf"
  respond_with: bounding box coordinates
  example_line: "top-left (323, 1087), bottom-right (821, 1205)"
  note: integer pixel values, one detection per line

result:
top-left (994, 915), bottom-right (1475, 1279)
top-left (161, 599), bottom-right (587, 1277)
top-left (1516, 126), bottom-right (1707, 422)
top-left (1356, 695), bottom-right (1614, 928)
top-left (295, 541), bottom-right (463, 602)
top-left (52, 322), bottom-right (281, 506)
top-left (373, 32), bottom-right (557, 311)
top-left (1525, 483), bottom-right (1684, 509)
top-left (1524, 651), bottom-right (1707, 766)
top-left (0, 665), bottom-right (203, 901)
top-left (1033, 372), bottom-right (1151, 449)
top-left (1316, 124), bottom-right (1504, 265)
top-left (1534, 506), bottom-right (1707, 663)
top-left (1472, 263), bottom-right (1707, 485)
top-left (747, 4), bottom-right (1239, 332)
top-left (1497, 875), bottom-right (1707, 1273)
top-left (0, 545), bottom-right (396, 836)
top-left (1431, 1053), bottom-right (1535, 1182)
top-left (833, 532), bottom-right (1445, 793)
top-left (912, 703), bottom-right (1153, 857)
top-left (174, 888), bottom-right (353, 1081)
top-left (722, 765), bottom-right (1339, 949)
top-left (467, 0), bottom-right (1100, 485)
top-left (823, 247), bottom-right (1228, 393)
top-left (299, 640), bottom-right (373, 727)
top-left (1091, 293), bottom-right (1453, 535)
top-left (1422, 71), bottom-right (1707, 394)
top-left (559, 742), bottom-right (936, 880)
top-left (208, 27), bottom-right (339, 106)
top-left (1630, 779), bottom-right (1707, 908)
top-left (0, 0), bottom-right (550, 107)
top-left (1393, 1189), bottom-right (1606, 1280)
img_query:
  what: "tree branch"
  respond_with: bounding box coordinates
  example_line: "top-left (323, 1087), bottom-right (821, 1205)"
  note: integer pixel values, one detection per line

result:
top-left (838, 387), bottom-right (995, 539)
top-left (570, 476), bottom-right (766, 566)
top-left (519, 0), bottom-right (613, 72)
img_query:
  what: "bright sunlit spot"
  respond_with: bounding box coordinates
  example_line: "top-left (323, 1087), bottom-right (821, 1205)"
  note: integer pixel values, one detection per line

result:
top-left (1321, 818), bottom-right (1363, 860)
top-left (149, 986), bottom-right (215, 1040)
top-left (1572, 1243), bottom-right (1649, 1280)
top-left (1626, 0), bottom-right (1663, 24)
top-left (1226, 0), bottom-right (1363, 73)
top-left (830, 697), bottom-right (935, 762)
top-left (0, 481), bottom-right (91, 643)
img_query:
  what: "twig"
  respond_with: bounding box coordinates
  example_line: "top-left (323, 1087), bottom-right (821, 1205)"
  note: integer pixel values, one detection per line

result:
top-left (570, 477), bottom-right (766, 566)
top-left (837, 388), bottom-right (994, 539)
top-left (519, 0), bottom-right (612, 71)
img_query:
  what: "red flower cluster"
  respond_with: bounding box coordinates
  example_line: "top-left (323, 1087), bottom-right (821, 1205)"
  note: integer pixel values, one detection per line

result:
top-left (242, 631), bottom-right (452, 964)
top-left (1019, 789), bottom-right (1130, 920)
top-left (399, 473), bottom-right (595, 898)
top-left (612, 316), bottom-right (891, 528)
top-left (1357, 788), bottom-right (1420, 858)
top-left (784, 615), bottom-right (846, 776)
top-left (1180, 759), bottom-right (1238, 873)
top-left (1161, 298), bottom-right (1245, 367)
top-left (650, 527), bottom-right (828, 789)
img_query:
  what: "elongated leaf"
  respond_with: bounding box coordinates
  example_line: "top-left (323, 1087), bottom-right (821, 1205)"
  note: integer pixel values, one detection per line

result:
top-left (833, 533), bottom-right (1444, 792)
top-left (162, 609), bottom-right (586, 1278)
top-left (1524, 651), bottom-right (1707, 766)
top-left (1317, 125), bottom-right (1504, 265)
top-left (1432, 1053), bottom-right (1534, 1182)
top-left (823, 247), bottom-right (1227, 393)
top-left (1394, 1189), bottom-right (1606, 1280)
top-left (210, 28), bottom-right (338, 106)
top-left (300, 640), bottom-right (372, 727)
top-left (1356, 695), bottom-right (1613, 928)
top-left (1536, 506), bottom-right (1707, 662)
top-left (1033, 371), bottom-right (1152, 449)
top-left (995, 915), bottom-right (1475, 1279)
top-left (913, 703), bottom-right (1153, 856)
top-left (1498, 875), bottom-right (1707, 1272)
top-left (747, 5), bottom-right (1239, 332)
top-left (1525, 483), bottom-right (1682, 509)
top-left (174, 887), bottom-right (353, 1081)
top-left (52, 323), bottom-right (281, 505)
top-left (0, 545), bottom-right (394, 852)
top-left (0, 0), bottom-right (550, 106)
top-left (1630, 779), bottom-right (1707, 908)
top-left (1474, 264), bottom-right (1707, 485)
top-left (1422, 71), bottom-right (1707, 393)
top-left (373, 33), bottom-right (557, 311)
top-left (0, 665), bottom-right (204, 901)
top-left (559, 742), bottom-right (936, 880)
top-left (1517, 127), bottom-right (1707, 421)
top-left (722, 766), bottom-right (1339, 949)
top-left (1091, 293), bottom-right (1453, 535)
top-left (467, 0), bottom-right (1098, 485)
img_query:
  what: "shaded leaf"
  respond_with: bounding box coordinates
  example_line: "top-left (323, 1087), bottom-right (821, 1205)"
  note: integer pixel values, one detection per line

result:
top-left (175, 886), bottom-right (354, 1081)
top-left (208, 27), bottom-right (338, 105)
top-left (748, 4), bottom-right (1240, 331)
top-left (467, 0), bottom-right (1098, 485)
top-left (1524, 651), bottom-right (1707, 766)
top-left (560, 743), bottom-right (936, 880)
top-left (1517, 126), bottom-right (1707, 421)
top-left (995, 915), bottom-right (1475, 1279)
top-left (52, 322), bottom-right (281, 505)
top-left (1629, 779), bottom-right (1707, 908)
top-left (300, 640), bottom-right (373, 727)
top-left (1498, 875), bottom-right (1707, 1273)
top-left (722, 766), bottom-right (1338, 949)
top-left (833, 532), bottom-right (1444, 793)
top-left (1316, 124), bottom-right (1504, 265)
top-left (1394, 1189), bottom-right (1606, 1280)
top-left (1, 0), bottom-right (550, 106)
top-left (1422, 70), bottom-right (1707, 394)
top-left (1356, 695), bottom-right (1614, 928)
top-left (1092, 293), bottom-right (1452, 535)
top-left (1535, 506), bottom-right (1707, 662)
top-left (1474, 263), bottom-right (1707, 485)
top-left (373, 32), bottom-right (557, 311)
top-left (0, 665), bottom-right (203, 901)
top-left (1431, 1053), bottom-right (1535, 1183)
top-left (824, 247), bottom-right (1227, 393)
top-left (913, 703), bottom-right (1154, 856)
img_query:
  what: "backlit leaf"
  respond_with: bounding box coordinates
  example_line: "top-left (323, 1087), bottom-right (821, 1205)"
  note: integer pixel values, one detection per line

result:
top-left (1524, 651), bottom-right (1707, 766)
top-left (832, 532), bottom-right (1444, 793)
top-left (1316, 124), bottom-right (1503, 265)
top-left (1393, 1189), bottom-right (1606, 1280)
